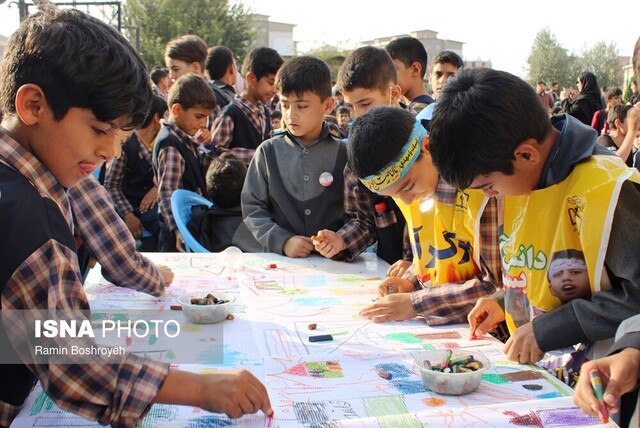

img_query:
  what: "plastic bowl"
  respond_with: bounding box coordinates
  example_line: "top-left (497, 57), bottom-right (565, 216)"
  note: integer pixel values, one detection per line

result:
top-left (414, 349), bottom-right (490, 395)
top-left (177, 292), bottom-right (234, 324)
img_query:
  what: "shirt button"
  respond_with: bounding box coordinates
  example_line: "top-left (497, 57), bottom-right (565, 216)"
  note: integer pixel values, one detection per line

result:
top-left (303, 148), bottom-right (310, 155)
top-left (304, 175), bottom-right (310, 182)
top-left (305, 209), bottom-right (311, 216)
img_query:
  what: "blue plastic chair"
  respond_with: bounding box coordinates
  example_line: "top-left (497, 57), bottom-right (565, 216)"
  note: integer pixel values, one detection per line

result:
top-left (170, 189), bottom-right (213, 253)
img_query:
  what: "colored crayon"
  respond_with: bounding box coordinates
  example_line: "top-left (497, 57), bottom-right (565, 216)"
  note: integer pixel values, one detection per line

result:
top-left (589, 370), bottom-right (609, 423)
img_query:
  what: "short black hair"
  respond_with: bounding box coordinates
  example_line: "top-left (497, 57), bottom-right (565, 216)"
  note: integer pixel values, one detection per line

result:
top-left (271, 110), bottom-right (282, 120)
top-left (241, 47), bottom-right (284, 80)
top-left (275, 56), bottom-right (332, 100)
top-left (168, 73), bottom-right (217, 111)
top-left (430, 68), bottom-right (551, 189)
top-left (141, 95), bottom-right (168, 129)
top-left (0, 8), bottom-right (152, 128)
top-left (150, 67), bottom-right (169, 85)
top-left (337, 106), bottom-right (351, 115)
top-left (604, 86), bottom-right (622, 101)
top-left (433, 50), bottom-right (464, 69)
top-left (607, 104), bottom-right (632, 129)
top-left (205, 46), bottom-right (235, 81)
top-left (347, 106), bottom-right (416, 178)
top-left (337, 46), bottom-right (398, 92)
top-left (164, 34), bottom-right (208, 71)
top-left (385, 37), bottom-right (428, 79)
top-left (206, 152), bottom-right (247, 208)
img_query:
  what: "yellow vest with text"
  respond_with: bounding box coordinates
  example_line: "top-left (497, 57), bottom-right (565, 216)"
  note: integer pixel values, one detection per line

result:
top-left (501, 155), bottom-right (640, 332)
top-left (397, 190), bottom-right (486, 286)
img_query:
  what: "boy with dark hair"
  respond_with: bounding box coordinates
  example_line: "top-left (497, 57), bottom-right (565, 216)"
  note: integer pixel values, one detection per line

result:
top-left (150, 67), bottom-right (171, 99)
top-left (242, 56), bottom-right (346, 257)
top-left (314, 46), bottom-right (411, 269)
top-left (205, 45), bottom-right (238, 109)
top-left (336, 105), bottom-right (351, 138)
top-left (429, 50), bottom-right (463, 101)
top-left (598, 104), bottom-right (634, 165)
top-left (164, 34), bottom-right (208, 82)
top-left (153, 73), bottom-right (217, 251)
top-left (210, 47), bottom-right (284, 165)
top-left (385, 36), bottom-right (434, 113)
top-left (348, 106), bottom-right (501, 325)
top-left (429, 67), bottom-right (640, 364)
top-left (188, 153), bottom-right (261, 252)
top-left (592, 86), bottom-right (623, 136)
top-left (0, 9), bottom-right (271, 426)
top-left (105, 95), bottom-right (167, 248)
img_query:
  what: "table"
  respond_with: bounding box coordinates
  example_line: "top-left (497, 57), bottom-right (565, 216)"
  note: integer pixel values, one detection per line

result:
top-left (12, 252), bottom-right (617, 427)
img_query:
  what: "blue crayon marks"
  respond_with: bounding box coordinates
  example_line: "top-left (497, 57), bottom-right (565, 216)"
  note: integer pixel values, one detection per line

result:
top-left (374, 363), bottom-right (424, 395)
top-left (293, 296), bottom-right (341, 307)
top-left (185, 415), bottom-right (233, 427)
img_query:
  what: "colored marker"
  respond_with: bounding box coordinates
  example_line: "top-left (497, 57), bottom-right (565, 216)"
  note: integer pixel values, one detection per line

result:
top-left (589, 370), bottom-right (609, 423)
top-left (309, 334), bottom-right (333, 342)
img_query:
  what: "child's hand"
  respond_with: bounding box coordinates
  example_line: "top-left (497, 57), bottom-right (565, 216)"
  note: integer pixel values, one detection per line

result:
top-left (197, 369), bottom-right (273, 418)
top-left (194, 128), bottom-right (212, 145)
top-left (139, 186), bottom-right (158, 213)
top-left (123, 212), bottom-right (143, 238)
top-left (503, 322), bottom-right (543, 363)
top-left (175, 230), bottom-right (185, 252)
top-left (378, 277), bottom-right (414, 295)
top-left (387, 260), bottom-right (412, 277)
top-left (312, 229), bottom-right (346, 258)
top-left (573, 348), bottom-right (640, 418)
top-left (156, 264), bottom-right (174, 286)
top-left (467, 297), bottom-right (504, 338)
top-left (283, 236), bottom-right (314, 258)
top-left (360, 293), bottom-right (417, 322)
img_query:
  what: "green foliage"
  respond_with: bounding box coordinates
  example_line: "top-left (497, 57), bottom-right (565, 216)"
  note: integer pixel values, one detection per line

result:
top-left (623, 76), bottom-right (635, 103)
top-left (123, 0), bottom-right (255, 69)
top-left (527, 28), bottom-right (623, 92)
top-left (306, 44), bottom-right (350, 81)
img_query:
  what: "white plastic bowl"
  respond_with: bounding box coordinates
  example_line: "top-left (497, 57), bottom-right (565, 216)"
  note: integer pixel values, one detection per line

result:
top-left (414, 349), bottom-right (490, 395)
top-left (177, 292), bottom-right (234, 324)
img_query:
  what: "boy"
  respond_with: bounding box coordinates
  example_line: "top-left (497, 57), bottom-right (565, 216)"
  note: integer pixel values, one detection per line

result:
top-left (0, 9), bottom-right (271, 426)
top-left (209, 47), bottom-right (284, 166)
top-left (105, 95), bottom-right (167, 248)
top-left (348, 106), bottom-right (501, 325)
top-left (313, 46), bottom-right (411, 267)
top-left (385, 36), bottom-right (434, 113)
top-left (150, 67), bottom-right (171, 99)
top-left (428, 68), bottom-right (640, 364)
top-left (271, 109), bottom-right (283, 133)
top-left (188, 153), bottom-right (261, 252)
top-left (242, 56), bottom-right (346, 258)
top-left (546, 249), bottom-right (591, 305)
top-left (592, 86), bottom-right (623, 136)
top-left (429, 50), bottom-right (464, 101)
top-left (153, 73), bottom-right (216, 251)
top-left (336, 105), bottom-right (351, 138)
top-left (205, 45), bottom-right (238, 109)
top-left (597, 104), bottom-right (634, 165)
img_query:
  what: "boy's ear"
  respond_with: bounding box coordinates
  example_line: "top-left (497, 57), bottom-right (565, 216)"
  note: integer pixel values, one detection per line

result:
top-left (421, 134), bottom-right (431, 153)
top-left (411, 61), bottom-right (422, 78)
top-left (170, 103), bottom-right (182, 119)
top-left (389, 84), bottom-right (402, 104)
top-left (245, 71), bottom-right (256, 87)
top-left (192, 62), bottom-right (203, 75)
top-left (513, 139), bottom-right (541, 164)
top-left (14, 84), bottom-right (48, 126)
top-left (323, 96), bottom-right (335, 114)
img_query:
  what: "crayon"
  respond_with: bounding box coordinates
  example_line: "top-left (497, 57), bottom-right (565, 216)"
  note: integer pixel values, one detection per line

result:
top-left (308, 323), bottom-right (317, 330)
top-left (589, 370), bottom-right (609, 423)
top-left (170, 305), bottom-right (182, 311)
top-left (441, 349), bottom-right (452, 369)
top-left (309, 334), bottom-right (333, 342)
top-left (375, 368), bottom-right (392, 380)
top-left (387, 284), bottom-right (395, 294)
top-left (226, 313), bottom-right (235, 320)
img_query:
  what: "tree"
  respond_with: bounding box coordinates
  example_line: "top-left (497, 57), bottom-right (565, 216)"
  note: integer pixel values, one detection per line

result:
top-left (123, 0), bottom-right (255, 68)
top-left (307, 44), bottom-right (349, 81)
top-left (578, 41), bottom-right (621, 88)
top-left (526, 28), bottom-right (573, 88)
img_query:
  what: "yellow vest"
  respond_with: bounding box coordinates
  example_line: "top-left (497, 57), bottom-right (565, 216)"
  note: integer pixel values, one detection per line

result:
top-left (397, 190), bottom-right (486, 286)
top-left (501, 155), bottom-right (640, 332)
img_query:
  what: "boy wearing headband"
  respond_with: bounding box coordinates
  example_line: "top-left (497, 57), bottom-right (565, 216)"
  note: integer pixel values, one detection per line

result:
top-left (547, 249), bottom-right (591, 304)
top-left (350, 106), bottom-right (501, 326)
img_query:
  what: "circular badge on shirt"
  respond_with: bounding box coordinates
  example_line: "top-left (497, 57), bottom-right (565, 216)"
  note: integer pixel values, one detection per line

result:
top-left (319, 172), bottom-right (333, 187)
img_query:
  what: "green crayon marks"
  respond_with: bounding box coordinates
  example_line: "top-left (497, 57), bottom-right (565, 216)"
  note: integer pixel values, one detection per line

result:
top-left (482, 373), bottom-right (510, 384)
top-left (364, 395), bottom-right (408, 417)
top-left (384, 332), bottom-right (423, 344)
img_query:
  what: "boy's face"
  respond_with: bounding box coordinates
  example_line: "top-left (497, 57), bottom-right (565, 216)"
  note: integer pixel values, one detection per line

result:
top-left (392, 59), bottom-right (414, 97)
top-left (342, 86), bottom-right (399, 118)
top-left (548, 266), bottom-right (591, 304)
top-left (157, 76), bottom-right (172, 92)
top-left (376, 136), bottom-right (440, 205)
top-left (165, 57), bottom-right (201, 82)
top-left (27, 104), bottom-right (130, 188)
top-left (429, 62), bottom-right (459, 100)
top-left (248, 73), bottom-right (278, 103)
top-left (279, 91), bottom-right (333, 143)
top-left (172, 104), bottom-right (212, 137)
top-left (271, 117), bottom-right (282, 130)
top-left (337, 112), bottom-right (350, 127)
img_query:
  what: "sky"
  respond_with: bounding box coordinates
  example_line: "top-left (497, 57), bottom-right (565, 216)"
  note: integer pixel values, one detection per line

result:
top-left (1, 0), bottom-right (637, 78)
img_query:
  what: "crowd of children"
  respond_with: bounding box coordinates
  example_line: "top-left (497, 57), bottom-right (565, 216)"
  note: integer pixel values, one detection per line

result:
top-left (1, 5), bottom-right (639, 427)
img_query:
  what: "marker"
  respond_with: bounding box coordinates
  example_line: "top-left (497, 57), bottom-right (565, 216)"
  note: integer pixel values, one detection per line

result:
top-left (309, 334), bottom-right (333, 342)
top-left (589, 370), bottom-right (609, 423)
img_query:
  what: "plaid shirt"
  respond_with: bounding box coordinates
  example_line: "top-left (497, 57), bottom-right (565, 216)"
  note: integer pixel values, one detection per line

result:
top-left (337, 164), bottom-right (412, 261)
top-left (155, 121), bottom-right (203, 231)
top-left (210, 96), bottom-right (268, 166)
top-left (0, 131), bottom-right (169, 427)
top-left (411, 194), bottom-right (503, 325)
top-left (104, 132), bottom-right (154, 216)
top-left (67, 176), bottom-right (166, 296)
